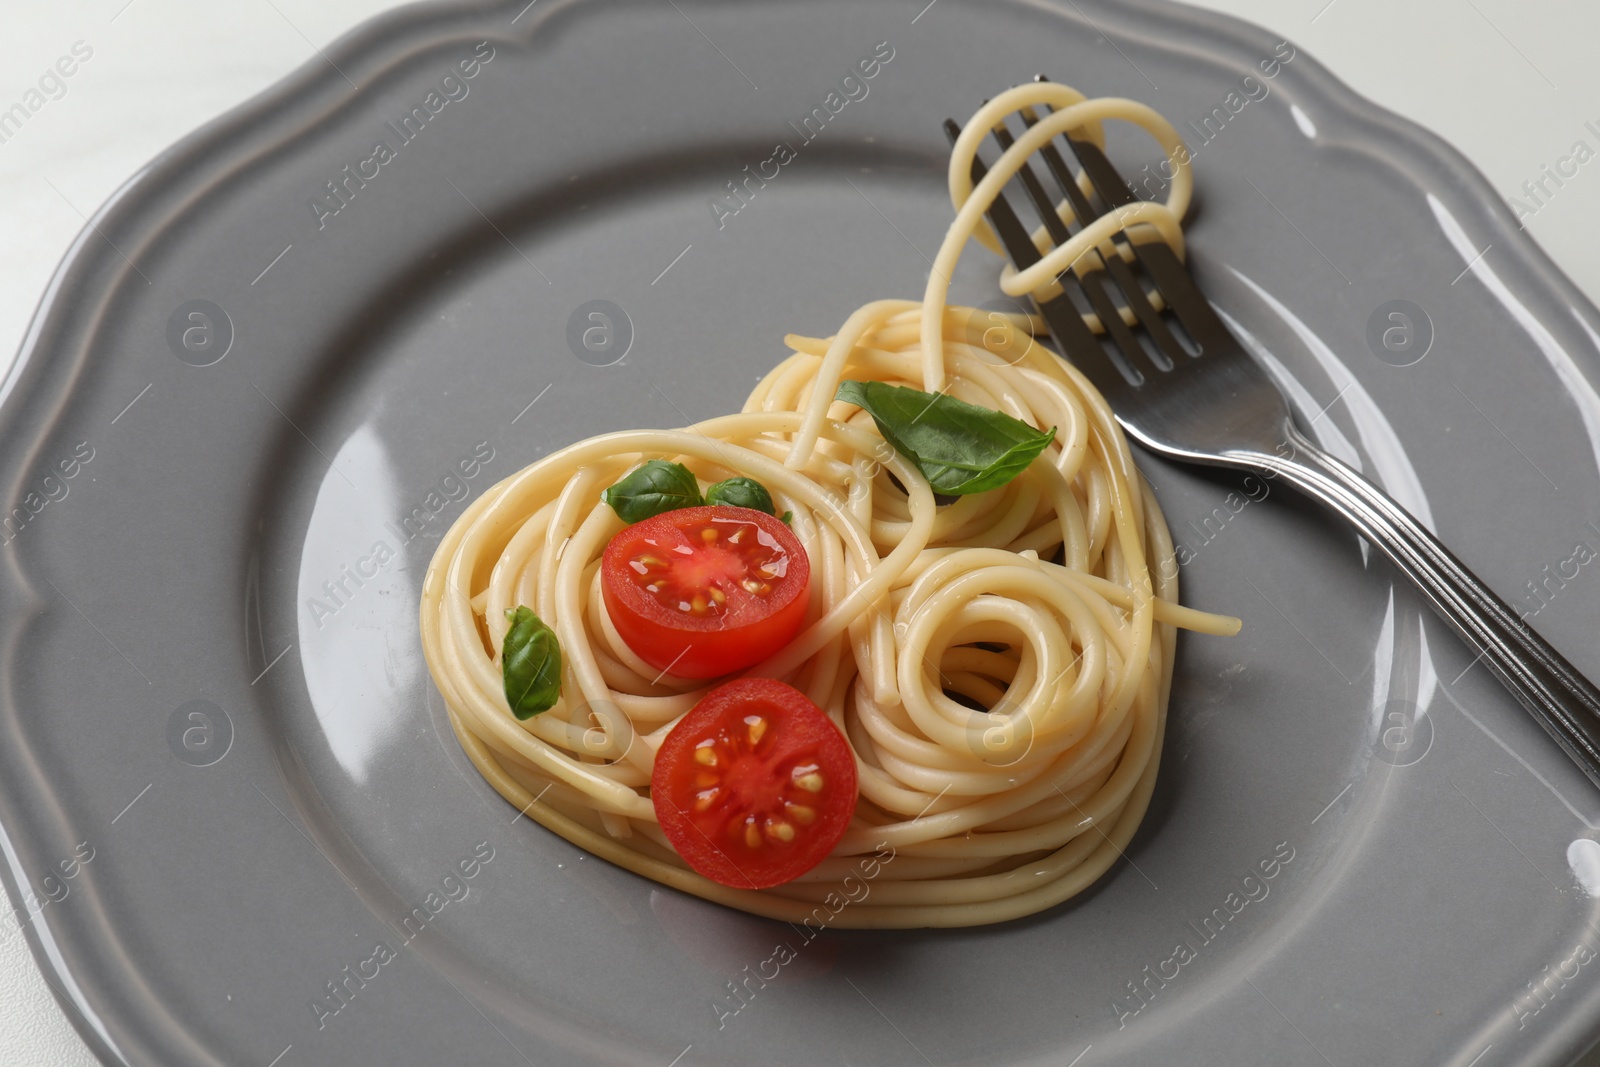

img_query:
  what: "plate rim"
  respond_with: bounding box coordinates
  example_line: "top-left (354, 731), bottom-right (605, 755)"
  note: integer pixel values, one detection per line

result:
top-left (4, 1), bottom-right (1600, 1064)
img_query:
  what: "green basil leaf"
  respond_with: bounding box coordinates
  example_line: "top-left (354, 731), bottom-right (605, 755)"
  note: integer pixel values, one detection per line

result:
top-left (780, 510), bottom-right (794, 525)
top-left (834, 380), bottom-right (1055, 495)
top-left (502, 606), bottom-right (562, 719)
top-left (704, 476), bottom-right (776, 515)
top-left (600, 459), bottom-right (702, 523)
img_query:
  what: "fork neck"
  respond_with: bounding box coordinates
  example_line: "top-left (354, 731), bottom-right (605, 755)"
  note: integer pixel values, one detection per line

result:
top-left (1221, 420), bottom-right (1421, 556)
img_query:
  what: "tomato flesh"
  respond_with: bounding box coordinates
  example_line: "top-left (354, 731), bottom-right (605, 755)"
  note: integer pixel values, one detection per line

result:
top-left (652, 678), bottom-right (857, 889)
top-left (601, 505), bottom-right (809, 679)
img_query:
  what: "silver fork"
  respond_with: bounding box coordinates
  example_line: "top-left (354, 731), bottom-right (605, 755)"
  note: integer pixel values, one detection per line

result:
top-left (944, 104), bottom-right (1600, 789)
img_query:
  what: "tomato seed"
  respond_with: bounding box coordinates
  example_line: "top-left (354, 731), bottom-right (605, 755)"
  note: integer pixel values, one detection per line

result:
top-left (745, 716), bottom-right (767, 745)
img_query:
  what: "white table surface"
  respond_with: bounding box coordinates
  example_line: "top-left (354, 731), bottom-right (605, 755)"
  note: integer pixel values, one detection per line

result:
top-left (3, 1), bottom-right (1599, 1064)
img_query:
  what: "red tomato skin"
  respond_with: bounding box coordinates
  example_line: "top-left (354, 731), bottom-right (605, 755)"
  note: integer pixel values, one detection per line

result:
top-left (601, 506), bottom-right (810, 680)
top-left (651, 678), bottom-right (858, 889)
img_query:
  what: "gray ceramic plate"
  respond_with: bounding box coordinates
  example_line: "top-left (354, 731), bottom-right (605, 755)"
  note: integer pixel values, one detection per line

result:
top-left (6, 0), bottom-right (1600, 1064)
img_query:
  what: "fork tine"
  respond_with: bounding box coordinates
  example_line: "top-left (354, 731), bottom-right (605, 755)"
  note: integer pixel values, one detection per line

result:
top-left (942, 118), bottom-right (1123, 387)
top-left (1017, 77), bottom-right (1234, 357)
top-left (989, 120), bottom-right (1168, 381)
top-left (1057, 133), bottom-right (1237, 357)
top-left (1016, 112), bottom-right (1189, 368)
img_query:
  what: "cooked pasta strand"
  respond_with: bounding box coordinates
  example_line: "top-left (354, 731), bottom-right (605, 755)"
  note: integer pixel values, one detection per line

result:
top-left (419, 83), bottom-right (1236, 928)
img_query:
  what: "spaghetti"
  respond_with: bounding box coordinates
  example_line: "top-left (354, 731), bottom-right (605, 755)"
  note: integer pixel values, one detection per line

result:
top-left (419, 82), bottom-right (1236, 928)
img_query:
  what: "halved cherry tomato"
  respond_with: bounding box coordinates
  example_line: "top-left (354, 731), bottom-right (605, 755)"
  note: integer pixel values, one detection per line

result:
top-left (601, 505), bottom-right (809, 680)
top-left (652, 678), bottom-right (857, 889)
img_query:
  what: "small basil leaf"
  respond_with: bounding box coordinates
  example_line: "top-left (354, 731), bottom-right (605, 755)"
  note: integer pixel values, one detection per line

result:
top-left (704, 476), bottom-right (776, 515)
top-left (600, 459), bottom-right (702, 523)
top-left (780, 511), bottom-right (793, 525)
top-left (835, 380), bottom-right (1055, 496)
top-left (502, 606), bottom-right (562, 719)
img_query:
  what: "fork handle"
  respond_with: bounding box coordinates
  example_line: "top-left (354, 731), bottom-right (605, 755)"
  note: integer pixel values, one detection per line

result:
top-left (1235, 419), bottom-right (1600, 788)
